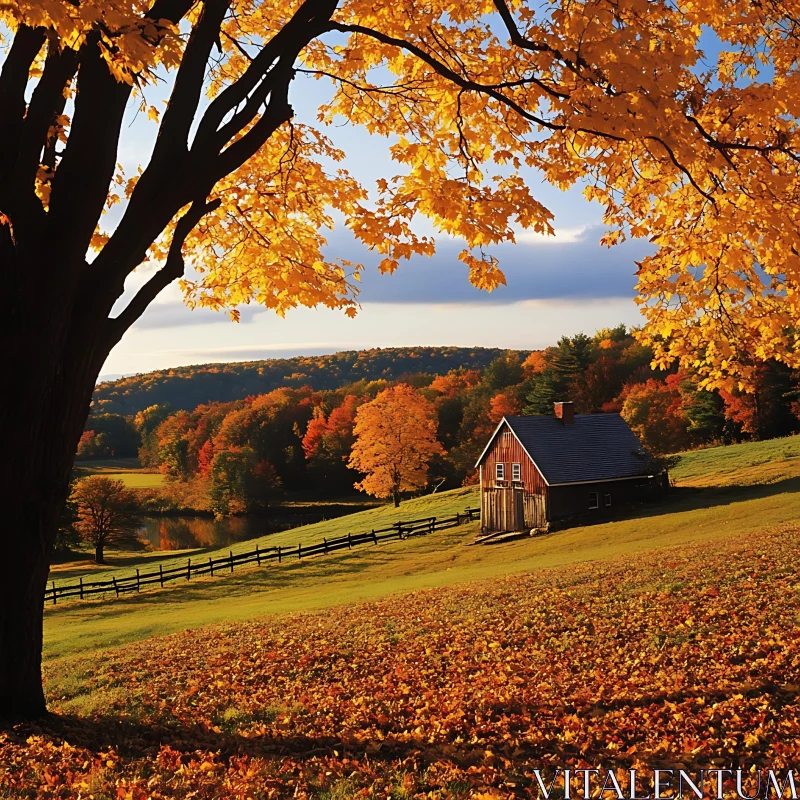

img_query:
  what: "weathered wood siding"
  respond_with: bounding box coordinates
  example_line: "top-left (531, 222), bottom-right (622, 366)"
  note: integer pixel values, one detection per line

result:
top-left (479, 423), bottom-right (548, 532)
top-left (480, 485), bottom-right (525, 533)
top-left (480, 423), bottom-right (547, 493)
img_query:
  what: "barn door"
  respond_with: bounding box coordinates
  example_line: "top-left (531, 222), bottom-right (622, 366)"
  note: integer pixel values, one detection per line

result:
top-left (511, 485), bottom-right (525, 531)
top-left (524, 493), bottom-right (546, 529)
top-left (481, 486), bottom-right (525, 533)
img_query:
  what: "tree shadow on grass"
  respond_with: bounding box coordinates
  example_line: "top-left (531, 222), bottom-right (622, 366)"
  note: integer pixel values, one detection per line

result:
top-left (550, 476), bottom-right (800, 533)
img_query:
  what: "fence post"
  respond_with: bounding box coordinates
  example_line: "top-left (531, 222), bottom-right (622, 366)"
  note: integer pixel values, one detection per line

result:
top-left (79, 576), bottom-right (84, 601)
top-left (278, 545), bottom-right (282, 563)
top-left (256, 544), bottom-right (261, 566)
top-left (51, 580), bottom-right (56, 606)
top-left (229, 550), bottom-right (234, 573)
top-left (298, 542), bottom-right (302, 559)
top-left (113, 577), bottom-right (119, 598)
top-left (187, 558), bottom-right (191, 581)
top-left (323, 537), bottom-right (328, 554)
top-left (372, 529), bottom-right (377, 545)
top-left (430, 517), bottom-right (435, 534)
top-left (136, 568), bottom-right (140, 592)
top-left (159, 564), bottom-right (164, 588)
top-left (209, 556), bottom-right (214, 577)
top-left (348, 532), bottom-right (352, 550)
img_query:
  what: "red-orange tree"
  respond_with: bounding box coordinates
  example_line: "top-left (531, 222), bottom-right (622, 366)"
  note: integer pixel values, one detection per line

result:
top-left (3, 0), bottom-right (800, 717)
top-left (349, 384), bottom-right (442, 506)
top-left (71, 477), bottom-right (143, 565)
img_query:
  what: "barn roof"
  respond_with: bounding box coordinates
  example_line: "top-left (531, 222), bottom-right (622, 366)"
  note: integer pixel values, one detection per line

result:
top-left (476, 413), bottom-right (654, 486)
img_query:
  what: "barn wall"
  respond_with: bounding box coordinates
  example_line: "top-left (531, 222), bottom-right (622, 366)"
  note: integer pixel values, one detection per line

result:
top-left (546, 477), bottom-right (656, 522)
top-left (480, 423), bottom-right (547, 494)
top-left (479, 423), bottom-right (548, 532)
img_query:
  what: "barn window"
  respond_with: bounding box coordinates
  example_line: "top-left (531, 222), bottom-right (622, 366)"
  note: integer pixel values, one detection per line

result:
top-left (496, 463), bottom-right (505, 481)
top-left (588, 492), bottom-right (599, 509)
top-left (512, 463), bottom-right (521, 481)
top-left (605, 493), bottom-right (612, 507)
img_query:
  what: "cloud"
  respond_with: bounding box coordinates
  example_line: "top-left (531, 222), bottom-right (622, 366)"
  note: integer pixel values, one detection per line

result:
top-left (131, 302), bottom-right (261, 329)
top-left (343, 225), bottom-right (653, 304)
top-left (123, 224), bottom-right (652, 330)
top-left (514, 225), bottom-right (589, 245)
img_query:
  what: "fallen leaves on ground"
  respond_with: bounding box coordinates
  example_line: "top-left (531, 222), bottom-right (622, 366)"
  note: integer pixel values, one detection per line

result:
top-left (3, 525), bottom-right (800, 798)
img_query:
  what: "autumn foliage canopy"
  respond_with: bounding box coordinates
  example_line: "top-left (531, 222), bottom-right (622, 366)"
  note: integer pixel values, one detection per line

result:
top-left (3, 0), bottom-right (800, 387)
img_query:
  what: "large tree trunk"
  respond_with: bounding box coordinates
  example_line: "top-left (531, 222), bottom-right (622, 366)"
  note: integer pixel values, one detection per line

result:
top-left (0, 289), bottom-right (108, 719)
top-left (95, 540), bottom-right (105, 565)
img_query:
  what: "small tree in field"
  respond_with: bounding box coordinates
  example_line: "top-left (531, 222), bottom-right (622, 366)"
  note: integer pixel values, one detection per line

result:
top-left (349, 385), bottom-right (443, 507)
top-left (71, 477), bottom-right (143, 564)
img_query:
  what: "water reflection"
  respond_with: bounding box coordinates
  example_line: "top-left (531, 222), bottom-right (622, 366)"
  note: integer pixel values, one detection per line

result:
top-left (136, 503), bottom-right (374, 551)
top-left (137, 516), bottom-right (271, 551)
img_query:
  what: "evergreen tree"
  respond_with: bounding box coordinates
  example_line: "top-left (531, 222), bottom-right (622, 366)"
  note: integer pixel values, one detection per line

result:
top-left (523, 371), bottom-right (560, 415)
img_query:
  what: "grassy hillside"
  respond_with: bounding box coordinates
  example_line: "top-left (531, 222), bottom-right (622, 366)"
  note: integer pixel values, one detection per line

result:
top-left (91, 346), bottom-right (521, 415)
top-left (9, 434), bottom-right (797, 798)
top-left (19, 519), bottom-right (800, 798)
top-left (44, 434), bottom-right (800, 664)
top-left (672, 434), bottom-right (800, 487)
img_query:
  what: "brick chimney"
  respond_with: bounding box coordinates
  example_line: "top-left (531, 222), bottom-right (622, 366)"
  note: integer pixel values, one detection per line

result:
top-left (554, 401), bottom-right (574, 425)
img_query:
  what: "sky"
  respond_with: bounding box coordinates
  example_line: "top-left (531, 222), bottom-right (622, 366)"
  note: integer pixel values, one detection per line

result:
top-left (100, 52), bottom-right (652, 378)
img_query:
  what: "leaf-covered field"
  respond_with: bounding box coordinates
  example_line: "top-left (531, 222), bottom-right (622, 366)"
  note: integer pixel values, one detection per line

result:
top-left (5, 525), bottom-right (800, 799)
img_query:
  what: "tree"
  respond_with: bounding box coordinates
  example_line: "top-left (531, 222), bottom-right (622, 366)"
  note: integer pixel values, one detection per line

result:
top-left (349, 385), bottom-right (443, 506)
top-left (3, 0), bottom-right (800, 720)
top-left (70, 477), bottom-right (143, 564)
top-left (620, 378), bottom-right (689, 455)
top-left (135, 404), bottom-right (174, 467)
top-left (481, 352), bottom-right (525, 391)
top-left (489, 392), bottom-right (521, 423)
top-left (523, 335), bottom-right (592, 414)
top-left (303, 395), bottom-right (361, 490)
top-left (208, 448), bottom-right (281, 516)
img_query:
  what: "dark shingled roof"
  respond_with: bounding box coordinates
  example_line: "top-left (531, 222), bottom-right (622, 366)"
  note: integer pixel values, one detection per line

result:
top-left (491, 414), bottom-right (653, 485)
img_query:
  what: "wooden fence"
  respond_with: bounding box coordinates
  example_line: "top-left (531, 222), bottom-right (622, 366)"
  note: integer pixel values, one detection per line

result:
top-left (45, 507), bottom-right (480, 605)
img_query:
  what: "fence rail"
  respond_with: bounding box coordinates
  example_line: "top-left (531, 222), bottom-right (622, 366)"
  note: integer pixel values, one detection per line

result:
top-left (45, 507), bottom-right (480, 605)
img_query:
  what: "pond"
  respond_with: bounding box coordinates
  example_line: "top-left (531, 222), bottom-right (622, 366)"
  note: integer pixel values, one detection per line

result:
top-left (136, 502), bottom-right (376, 551)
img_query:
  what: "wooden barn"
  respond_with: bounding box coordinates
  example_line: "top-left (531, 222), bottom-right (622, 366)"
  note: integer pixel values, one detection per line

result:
top-left (475, 402), bottom-right (666, 535)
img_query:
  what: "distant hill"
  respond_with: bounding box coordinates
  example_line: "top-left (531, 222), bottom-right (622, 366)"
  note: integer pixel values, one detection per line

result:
top-left (92, 346), bottom-right (522, 415)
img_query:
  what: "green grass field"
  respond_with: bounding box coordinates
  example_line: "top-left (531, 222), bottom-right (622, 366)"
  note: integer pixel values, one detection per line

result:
top-left (43, 436), bottom-right (800, 666)
top-left (671, 433), bottom-right (800, 486)
top-left (49, 485), bottom-right (479, 583)
top-left (74, 457), bottom-right (164, 488)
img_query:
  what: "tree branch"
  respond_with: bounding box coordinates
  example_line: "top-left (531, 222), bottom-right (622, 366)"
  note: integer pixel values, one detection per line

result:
top-left (106, 197), bottom-right (222, 343)
top-left (212, 66), bottom-right (295, 180)
top-left (150, 0), bottom-right (231, 166)
top-left (46, 34), bottom-right (135, 262)
top-left (326, 22), bottom-right (564, 131)
top-left (192, 0), bottom-right (339, 153)
top-left (0, 26), bottom-right (46, 188)
top-left (13, 40), bottom-right (79, 204)
top-left (48, 0), bottom-right (199, 265)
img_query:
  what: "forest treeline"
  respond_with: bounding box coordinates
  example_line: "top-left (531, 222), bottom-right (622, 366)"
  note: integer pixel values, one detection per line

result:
top-left (92, 347), bottom-right (515, 415)
top-left (80, 327), bottom-right (800, 513)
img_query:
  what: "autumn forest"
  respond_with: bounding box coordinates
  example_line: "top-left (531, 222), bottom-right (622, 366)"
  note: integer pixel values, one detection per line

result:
top-left (78, 331), bottom-right (800, 517)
